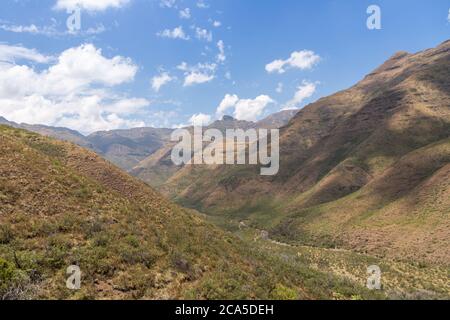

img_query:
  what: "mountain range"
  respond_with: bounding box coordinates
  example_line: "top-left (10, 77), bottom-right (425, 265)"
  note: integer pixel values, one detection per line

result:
top-left (0, 109), bottom-right (297, 173)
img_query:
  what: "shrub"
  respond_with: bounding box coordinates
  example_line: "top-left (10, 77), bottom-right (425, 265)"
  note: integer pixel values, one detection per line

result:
top-left (270, 283), bottom-right (298, 300)
top-left (0, 225), bottom-right (14, 244)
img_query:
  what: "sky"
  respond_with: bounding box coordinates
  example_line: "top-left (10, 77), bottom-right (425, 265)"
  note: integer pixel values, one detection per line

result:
top-left (0, 0), bottom-right (449, 134)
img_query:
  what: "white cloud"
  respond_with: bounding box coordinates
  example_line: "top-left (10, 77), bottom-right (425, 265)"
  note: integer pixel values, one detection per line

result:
top-left (184, 72), bottom-right (214, 86)
top-left (189, 113), bottom-right (212, 126)
top-left (86, 24), bottom-right (107, 35)
top-left (196, 0), bottom-right (209, 9)
top-left (0, 24), bottom-right (41, 34)
top-left (0, 43), bottom-right (150, 134)
top-left (46, 44), bottom-right (137, 90)
top-left (216, 94), bottom-right (274, 121)
top-left (266, 50), bottom-right (320, 74)
top-left (216, 94), bottom-right (239, 118)
top-left (216, 40), bottom-right (226, 63)
top-left (0, 44), bottom-right (53, 64)
top-left (0, 21), bottom-right (106, 37)
top-left (276, 82), bottom-right (283, 93)
top-left (160, 0), bottom-right (176, 8)
top-left (157, 26), bottom-right (189, 40)
top-left (55, 0), bottom-right (130, 12)
top-left (234, 95), bottom-right (274, 121)
top-left (178, 62), bottom-right (216, 86)
top-left (195, 27), bottom-right (212, 42)
top-left (179, 8), bottom-right (191, 19)
top-left (212, 21), bottom-right (221, 27)
top-left (151, 72), bottom-right (174, 92)
top-left (283, 81), bottom-right (317, 110)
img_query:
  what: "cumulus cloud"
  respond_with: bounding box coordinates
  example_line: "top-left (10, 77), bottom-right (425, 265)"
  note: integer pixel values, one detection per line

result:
top-left (0, 43), bottom-right (150, 133)
top-left (283, 81), bottom-right (317, 110)
top-left (216, 94), bottom-right (274, 121)
top-left (151, 72), bottom-right (174, 92)
top-left (189, 113), bottom-right (212, 126)
top-left (178, 62), bottom-right (216, 86)
top-left (216, 94), bottom-right (239, 118)
top-left (184, 72), bottom-right (214, 86)
top-left (157, 26), bottom-right (189, 40)
top-left (54, 0), bottom-right (130, 12)
top-left (266, 50), bottom-right (320, 74)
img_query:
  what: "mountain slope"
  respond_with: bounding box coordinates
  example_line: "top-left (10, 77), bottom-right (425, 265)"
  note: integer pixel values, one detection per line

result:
top-left (0, 125), bottom-right (381, 300)
top-left (0, 116), bottom-right (94, 149)
top-left (158, 40), bottom-right (450, 265)
top-left (256, 109), bottom-right (299, 129)
top-left (86, 127), bottom-right (173, 171)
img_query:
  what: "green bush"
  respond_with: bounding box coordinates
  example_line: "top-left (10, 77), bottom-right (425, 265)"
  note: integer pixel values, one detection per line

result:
top-left (270, 283), bottom-right (298, 300)
top-left (0, 258), bottom-right (16, 287)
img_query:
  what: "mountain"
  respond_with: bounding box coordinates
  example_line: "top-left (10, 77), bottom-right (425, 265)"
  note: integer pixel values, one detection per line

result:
top-left (86, 128), bottom-right (173, 171)
top-left (256, 109), bottom-right (299, 129)
top-left (0, 124), bottom-right (381, 300)
top-left (157, 40), bottom-right (450, 265)
top-left (130, 113), bottom-right (298, 188)
top-left (208, 115), bottom-right (255, 132)
top-left (0, 117), bottom-right (93, 149)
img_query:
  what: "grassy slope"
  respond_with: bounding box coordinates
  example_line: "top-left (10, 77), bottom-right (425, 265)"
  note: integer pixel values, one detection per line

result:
top-left (0, 125), bottom-right (383, 300)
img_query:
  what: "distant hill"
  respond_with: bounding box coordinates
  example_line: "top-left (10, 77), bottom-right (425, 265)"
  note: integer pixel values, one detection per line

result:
top-left (0, 116), bottom-right (94, 149)
top-left (157, 40), bottom-right (450, 265)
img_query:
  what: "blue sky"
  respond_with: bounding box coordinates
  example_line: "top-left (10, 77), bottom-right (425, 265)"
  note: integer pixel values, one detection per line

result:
top-left (0, 0), bottom-right (449, 133)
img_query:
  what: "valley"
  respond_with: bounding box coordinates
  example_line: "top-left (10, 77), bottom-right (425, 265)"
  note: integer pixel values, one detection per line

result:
top-left (0, 125), bottom-right (384, 300)
top-left (206, 214), bottom-right (450, 300)
top-left (0, 40), bottom-right (449, 300)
